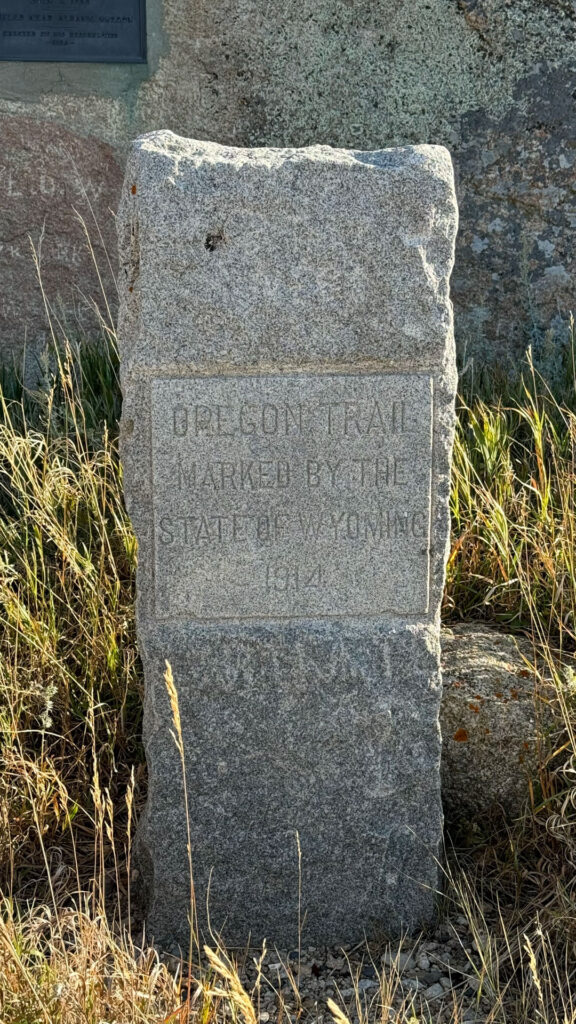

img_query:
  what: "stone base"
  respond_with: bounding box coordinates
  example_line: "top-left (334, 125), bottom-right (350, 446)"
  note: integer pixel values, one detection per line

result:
top-left (137, 621), bottom-right (443, 950)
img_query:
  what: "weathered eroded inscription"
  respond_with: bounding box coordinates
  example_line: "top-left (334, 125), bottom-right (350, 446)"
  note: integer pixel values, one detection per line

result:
top-left (151, 373), bottom-right (433, 620)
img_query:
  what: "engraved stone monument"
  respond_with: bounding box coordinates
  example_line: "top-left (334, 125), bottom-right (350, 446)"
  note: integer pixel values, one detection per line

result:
top-left (118, 132), bottom-right (458, 947)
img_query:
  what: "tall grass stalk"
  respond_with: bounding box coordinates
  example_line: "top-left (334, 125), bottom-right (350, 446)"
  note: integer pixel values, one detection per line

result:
top-left (0, 331), bottom-right (137, 895)
top-left (165, 660), bottom-right (199, 970)
top-left (447, 352), bottom-right (576, 650)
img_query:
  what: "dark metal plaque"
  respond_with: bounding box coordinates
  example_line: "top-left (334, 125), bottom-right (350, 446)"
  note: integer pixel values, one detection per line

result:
top-left (0, 0), bottom-right (146, 63)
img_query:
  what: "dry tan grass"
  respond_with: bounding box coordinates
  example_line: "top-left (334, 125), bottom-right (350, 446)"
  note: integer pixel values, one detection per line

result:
top-left (0, 310), bottom-right (575, 1019)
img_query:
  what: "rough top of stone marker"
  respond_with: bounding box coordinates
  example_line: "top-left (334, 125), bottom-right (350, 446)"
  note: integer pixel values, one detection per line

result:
top-left (118, 130), bottom-right (458, 376)
top-left (131, 129), bottom-right (454, 175)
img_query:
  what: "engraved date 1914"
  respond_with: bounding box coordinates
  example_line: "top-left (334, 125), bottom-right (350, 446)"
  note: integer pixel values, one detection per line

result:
top-left (265, 562), bottom-right (324, 592)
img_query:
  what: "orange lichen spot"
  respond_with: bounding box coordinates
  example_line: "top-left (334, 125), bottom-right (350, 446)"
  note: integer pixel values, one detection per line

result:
top-left (495, 692), bottom-right (503, 698)
top-left (128, 286), bottom-right (133, 293)
top-left (469, 703), bottom-right (480, 713)
top-left (518, 669), bottom-right (531, 678)
top-left (452, 680), bottom-right (463, 688)
top-left (453, 728), bottom-right (469, 742)
top-left (510, 689), bottom-right (519, 700)
top-left (131, 184), bottom-right (137, 195)
top-left (484, 728), bottom-right (490, 735)
top-left (523, 741), bottom-right (530, 750)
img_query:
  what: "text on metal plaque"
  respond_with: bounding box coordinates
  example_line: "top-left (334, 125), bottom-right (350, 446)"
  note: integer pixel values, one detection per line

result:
top-left (0, 0), bottom-right (146, 63)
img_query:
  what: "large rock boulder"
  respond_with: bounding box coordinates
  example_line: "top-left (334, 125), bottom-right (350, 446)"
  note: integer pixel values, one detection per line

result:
top-left (440, 624), bottom-right (551, 822)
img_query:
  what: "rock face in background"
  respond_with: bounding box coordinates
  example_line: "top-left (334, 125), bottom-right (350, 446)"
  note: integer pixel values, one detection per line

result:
top-left (0, 0), bottom-right (575, 373)
top-left (440, 624), bottom-right (550, 822)
top-left (0, 115), bottom-right (121, 361)
top-left (118, 133), bottom-right (458, 946)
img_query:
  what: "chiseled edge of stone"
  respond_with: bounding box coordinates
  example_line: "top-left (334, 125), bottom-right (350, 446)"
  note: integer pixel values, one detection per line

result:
top-left (118, 131), bottom-right (458, 371)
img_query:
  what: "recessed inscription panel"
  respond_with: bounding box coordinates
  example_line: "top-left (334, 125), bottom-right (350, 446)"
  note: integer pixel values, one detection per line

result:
top-left (0, 0), bottom-right (145, 63)
top-left (150, 373), bottom-right (433, 620)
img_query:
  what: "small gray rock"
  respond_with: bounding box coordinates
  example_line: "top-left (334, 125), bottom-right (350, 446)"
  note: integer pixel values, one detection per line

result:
top-left (357, 979), bottom-right (378, 992)
top-left (339, 988), bottom-right (356, 999)
top-left (423, 982), bottom-right (446, 1000)
top-left (361, 965), bottom-right (378, 979)
top-left (404, 977), bottom-right (422, 991)
top-left (383, 950), bottom-right (416, 972)
top-left (420, 969), bottom-right (442, 985)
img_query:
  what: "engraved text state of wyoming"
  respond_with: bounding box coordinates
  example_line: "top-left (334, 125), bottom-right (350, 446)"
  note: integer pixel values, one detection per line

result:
top-left (151, 373), bottom-right (434, 621)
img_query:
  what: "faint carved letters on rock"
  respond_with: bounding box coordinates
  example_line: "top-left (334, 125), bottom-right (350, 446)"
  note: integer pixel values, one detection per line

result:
top-left (151, 373), bottom-right (433, 619)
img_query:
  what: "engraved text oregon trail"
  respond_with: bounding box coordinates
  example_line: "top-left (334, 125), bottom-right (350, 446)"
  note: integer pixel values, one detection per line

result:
top-left (150, 373), bottom-right (434, 620)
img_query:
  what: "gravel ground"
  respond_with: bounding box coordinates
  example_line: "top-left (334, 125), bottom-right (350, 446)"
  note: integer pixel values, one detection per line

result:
top-left (236, 913), bottom-right (490, 1024)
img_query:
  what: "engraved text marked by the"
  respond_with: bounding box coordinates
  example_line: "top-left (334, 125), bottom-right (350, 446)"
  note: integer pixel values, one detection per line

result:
top-left (151, 374), bottom-right (433, 620)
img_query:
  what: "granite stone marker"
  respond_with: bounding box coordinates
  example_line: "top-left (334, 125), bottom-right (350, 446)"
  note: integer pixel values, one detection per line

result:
top-left (118, 132), bottom-right (458, 947)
